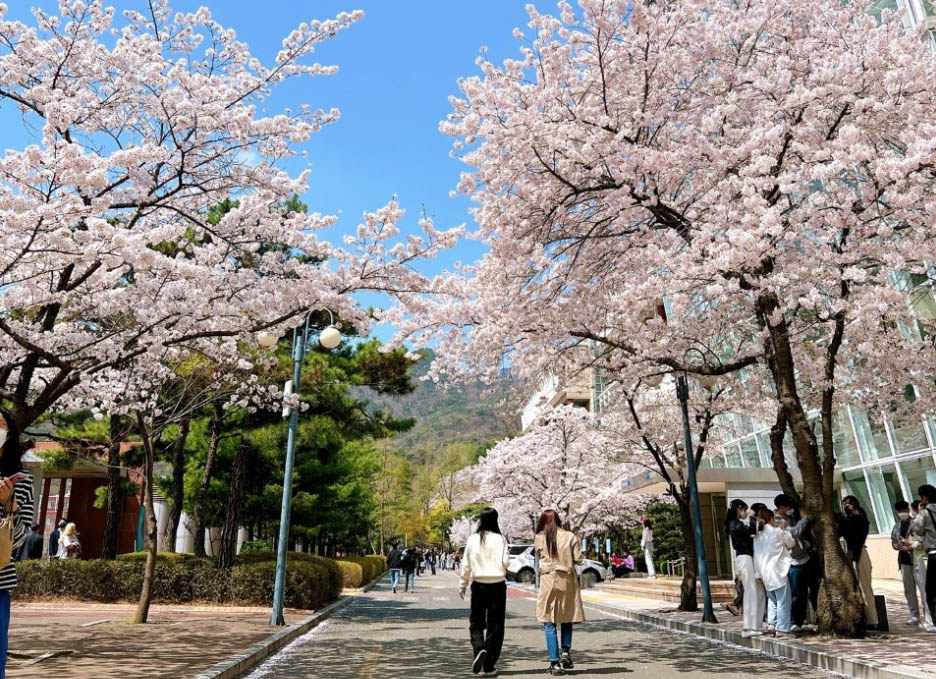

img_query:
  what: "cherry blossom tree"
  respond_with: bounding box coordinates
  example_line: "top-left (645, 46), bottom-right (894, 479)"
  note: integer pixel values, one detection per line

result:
top-left (0, 1), bottom-right (452, 435)
top-left (387, 0), bottom-right (936, 635)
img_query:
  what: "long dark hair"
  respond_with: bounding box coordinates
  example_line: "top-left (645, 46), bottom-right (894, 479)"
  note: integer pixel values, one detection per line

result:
top-left (477, 507), bottom-right (501, 545)
top-left (536, 509), bottom-right (562, 558)
top-left (0, 408), bottom-right (24, 477)
top-left (724, 499), bottom-right (747, 533)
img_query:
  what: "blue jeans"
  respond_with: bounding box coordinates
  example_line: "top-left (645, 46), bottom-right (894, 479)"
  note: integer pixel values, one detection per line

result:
top-left (766, 582), bottom-right (792, 632)
top-left (544, 622), bottom-right (573, 662)
top-left (389, 569), bottom-right (401, 591)
top-left (0, 589), bottom-right (10, 678)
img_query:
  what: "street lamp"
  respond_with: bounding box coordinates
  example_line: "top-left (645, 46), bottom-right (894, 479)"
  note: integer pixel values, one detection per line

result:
top-left (263, 310), bottom-right (341, 626)
top-left (675, 370), bottom-right (718, 624)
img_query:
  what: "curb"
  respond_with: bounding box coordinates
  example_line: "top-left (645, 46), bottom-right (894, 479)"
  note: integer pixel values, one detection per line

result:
top-left (190, 571), bottom-right (387, 679)
top-left (582, 601), bottom-right (935, 679)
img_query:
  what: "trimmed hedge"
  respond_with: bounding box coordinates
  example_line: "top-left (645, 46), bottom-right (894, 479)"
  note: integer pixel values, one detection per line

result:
top-left (334, 555), bottom-right (387, 589)
top-left (15, 551), bottom-right (343, 610)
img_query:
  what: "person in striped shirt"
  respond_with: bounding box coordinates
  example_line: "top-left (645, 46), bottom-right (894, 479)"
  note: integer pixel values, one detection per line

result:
top-left (0, 409), bottom-right (35, 679)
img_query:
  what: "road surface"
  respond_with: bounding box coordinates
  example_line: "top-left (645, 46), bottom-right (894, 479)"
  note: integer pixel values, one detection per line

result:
top-left (246, 570), bottom-right (828, 679)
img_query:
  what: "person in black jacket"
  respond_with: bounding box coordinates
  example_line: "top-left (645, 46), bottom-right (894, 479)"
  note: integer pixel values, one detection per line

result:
top-left (402, 547), bottom-right (418, 593)
top-left (725, 499), bottom-right (764, 637)
top-left (387, 543), bottom-right (404, 594)
top-left (837, 495), bottom-right (878, 628)
top-left (19, 524), bottom-right (43, 560)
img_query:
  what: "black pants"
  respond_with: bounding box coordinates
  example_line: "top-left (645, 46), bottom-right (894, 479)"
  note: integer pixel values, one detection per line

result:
top-left (927, 553), bottom-right (936, 624)
top-left (469, 581), bottom-right (507, 672)
top-left (790, 557), bottom-right (820, 626)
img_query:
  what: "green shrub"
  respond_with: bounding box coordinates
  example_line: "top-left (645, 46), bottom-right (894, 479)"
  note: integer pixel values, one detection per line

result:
top-left (334, 556), bottom-right (387, 588)
top-left (239, 539), bottom-right (273, 554)
top-left (16, 551), bottom-right (341, 610)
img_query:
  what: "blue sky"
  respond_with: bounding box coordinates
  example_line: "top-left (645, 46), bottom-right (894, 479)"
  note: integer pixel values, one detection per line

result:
top-left (1, 1), bottom-right (538, 341)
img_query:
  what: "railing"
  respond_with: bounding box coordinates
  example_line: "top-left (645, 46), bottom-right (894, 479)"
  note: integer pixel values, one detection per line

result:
top-left (665, 557), bottom-right (685, 577)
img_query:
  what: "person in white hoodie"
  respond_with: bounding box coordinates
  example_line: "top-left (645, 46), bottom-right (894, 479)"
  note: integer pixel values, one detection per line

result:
top-left (459, 508), bottom-right (511, 677)
top-left (753, 507), bottom-right (795, 635)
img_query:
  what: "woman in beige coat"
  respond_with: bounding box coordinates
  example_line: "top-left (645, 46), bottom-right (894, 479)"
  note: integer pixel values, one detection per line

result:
top-left (535, 509), bottom-right (584, 676)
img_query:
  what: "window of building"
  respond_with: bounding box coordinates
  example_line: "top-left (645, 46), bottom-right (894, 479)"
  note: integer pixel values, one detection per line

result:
top-left (832, 411), bottom-right (862, 467)
top-left (842, 469), bottom-right (880, 535)
top-left (850, 409), bottom-right (892, 462)
top-left (724, 442), bottom-right (743, 468)
top-left (888, 416), bottom-right (929, 455)
top-left (740, 436), bottom-right (760, 468)
top-left (755, 432), bottom-right (773, 468)
top-left (865, 464), bottom-right (904, 533)
top-left (898, 454), bottom-right (936, 500)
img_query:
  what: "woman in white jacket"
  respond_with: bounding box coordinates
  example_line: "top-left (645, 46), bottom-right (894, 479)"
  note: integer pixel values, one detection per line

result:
top-left (459, 508), bottom-right (511, 676)
top-left (753, 507), bottom-right (795, 635)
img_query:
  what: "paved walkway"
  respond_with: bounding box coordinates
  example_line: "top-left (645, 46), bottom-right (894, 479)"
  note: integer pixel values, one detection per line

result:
top-left (246, 571), bottom-right (829, 679)
top-left (6, 602), bottom-right (310, 678)
top-left (579, 577), bottom-right (936, 679)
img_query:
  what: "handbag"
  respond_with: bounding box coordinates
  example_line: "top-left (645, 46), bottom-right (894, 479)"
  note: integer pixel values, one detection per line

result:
top-left (0, 497), bottom-right (14, 569)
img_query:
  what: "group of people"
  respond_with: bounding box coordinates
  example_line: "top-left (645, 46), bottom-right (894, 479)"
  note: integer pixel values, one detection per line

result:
top-left (385, 545), bottom-right (461, 594)
top-left (16, 519), bottom-right (81, 561)
top-left (458, 507), bottom-right (584, 677)
top-left (607, 515), bottom-right (657, 580)
top-left (726, 485), bottom-right (936, 638)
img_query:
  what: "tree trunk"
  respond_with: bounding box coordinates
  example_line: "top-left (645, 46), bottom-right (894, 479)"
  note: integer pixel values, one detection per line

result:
top-left (162, 418), bottom-right (191, 553)
top-left (760, 293), bottom-right (864, 636)
top-left (134, 412), bottom-right (159, 624)
top-left (216, 434), bottom-right (248, 569)
top-left (675, 493), bottom-right (699, 612)
top-left (192, 403), bottom-right (223, 558)
top-left (101, 414), bottom-right (124, 560)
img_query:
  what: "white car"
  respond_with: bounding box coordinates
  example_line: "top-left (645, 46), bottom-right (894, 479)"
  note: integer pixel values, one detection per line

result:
top-left (506, 543), bottom-right (607, 589)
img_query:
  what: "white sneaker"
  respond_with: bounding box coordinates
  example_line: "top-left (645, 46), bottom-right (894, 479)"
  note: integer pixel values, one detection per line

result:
top-left (925, 625), bottom-right (936, 633)
top-left (790, 625), bottom-right (802, 633)
top-left (741, 630), bottom-right (762, 638)
top-left (906, 616), bottom-right (920, 625)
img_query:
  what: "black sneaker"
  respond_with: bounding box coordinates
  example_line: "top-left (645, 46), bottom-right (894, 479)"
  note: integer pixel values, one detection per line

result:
top-left (472, 650), bottom-right (487, 674)
top-left (560, 648), bottom-right (574, 669)
top-left (546, 662), bottom-right (566, 676)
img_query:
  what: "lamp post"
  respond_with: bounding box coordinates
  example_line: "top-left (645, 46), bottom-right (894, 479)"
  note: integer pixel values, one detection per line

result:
top-left (675, 373), bottom-right (718, 624)
top-left (261, 311), bottom-right (341, 626)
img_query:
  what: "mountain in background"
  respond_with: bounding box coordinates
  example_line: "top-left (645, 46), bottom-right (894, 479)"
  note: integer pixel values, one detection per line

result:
top-left (366, 349), bottom-right (516, 463)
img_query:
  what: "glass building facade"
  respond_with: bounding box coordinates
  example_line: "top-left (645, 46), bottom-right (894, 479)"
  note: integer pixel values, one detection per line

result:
top-left (707, 411), bottom-right (936, 536)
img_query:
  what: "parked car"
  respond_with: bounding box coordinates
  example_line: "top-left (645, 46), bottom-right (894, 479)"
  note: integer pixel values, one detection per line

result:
top-left (505, 543), bottom-right (607, 589)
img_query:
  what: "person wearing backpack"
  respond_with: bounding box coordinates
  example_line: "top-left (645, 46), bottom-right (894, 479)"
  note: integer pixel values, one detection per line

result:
top-left (386, 543), bottom-right (404, 594)
top-left (402, 546), bottom-right (418, 593)
top-left (775, 494), bottom-right (816, 631)
top-left (911, 484), bottom-right (936, 632)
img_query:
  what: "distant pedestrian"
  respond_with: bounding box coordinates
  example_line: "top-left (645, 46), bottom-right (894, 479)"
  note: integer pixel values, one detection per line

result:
top-left (48, 518), bottom-right (65, 559)
top-left (387, 543), bottom-right (404, 594)
top-left (429, 549), bottom-right (437, 575)
top-left (640, 516), bottom-right (655, 579)
top-left (838, 495), bottom-right (878, 628)
top-left (725, 499), bottom-right (764, 637)
top-left (911, 484), bottom-right (936, 632)
top-left (0, 408), bottom-right (36, 679)
top-left (909, 501), bottom-right (934, 628)
top-left (19, 524), bottom-right (43, 561)
top-left (459, 508), bottom-right (510, 677)
top-left (775, 494), bottom-right (818, 631)
top-left (535, 509), bottom-right (584, 676)
top-left (402, 546), bottom-right (418, 593)
top-left (58, 522), bottom-right (81, 560)
top-left (754, 507), bottom-right (794, 635)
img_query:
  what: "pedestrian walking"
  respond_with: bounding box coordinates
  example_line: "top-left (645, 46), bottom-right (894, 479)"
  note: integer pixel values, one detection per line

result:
top-left (430, 549), bottom-right (437, 575)
top-left (726, 499), bottom-right (764, 636)
top-left (640, 516), bottom-right (655, 579)
top-left (891, 500), bottom-right (922, 625)
top-left (0, 408), bottom-right (36, 679)
top-left (387, 543), bottom-right (404, 594)
top-left (402, 546), bottom-right (418, 593)
top-left (48, 518), bottom-right (65, 559)
top-left (754, 507), bottom-right (794, 635)
top-left (909, 501), bottom-right (934, 628)
top-left (911, 484), bottom-right (936, 632)
top-left (535, 509), bottom-right (584, 676)
top-left (459, 508), bottom-right (510, 677)
top-left (838, 495), bottom-right (878, 628)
